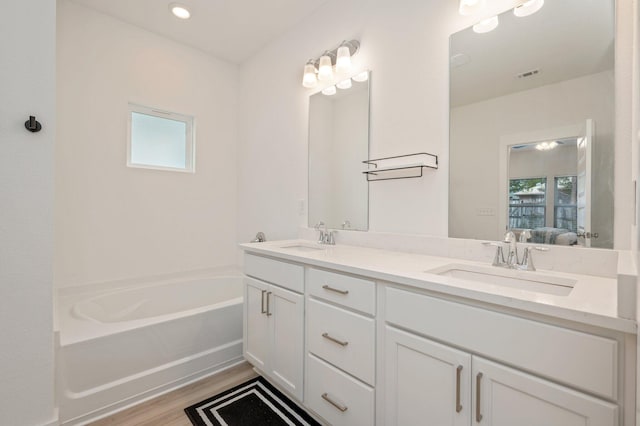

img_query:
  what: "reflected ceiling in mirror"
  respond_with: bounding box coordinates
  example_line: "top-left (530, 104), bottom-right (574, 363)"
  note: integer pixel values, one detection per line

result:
top-left (448, 0), bottom-right (614, 248)
top-left (308, 72), bottom-right (370, 231)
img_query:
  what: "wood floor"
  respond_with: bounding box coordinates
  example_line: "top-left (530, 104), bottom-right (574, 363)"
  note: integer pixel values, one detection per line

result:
top-left (90, 362), bottom-right (258, 426)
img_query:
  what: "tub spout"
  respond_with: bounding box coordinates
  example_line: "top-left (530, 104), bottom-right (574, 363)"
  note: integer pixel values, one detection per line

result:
top-left (250, 232), bottom-right (266, 243)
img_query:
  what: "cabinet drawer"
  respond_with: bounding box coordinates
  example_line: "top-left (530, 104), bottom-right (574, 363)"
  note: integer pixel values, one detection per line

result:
top-left (307, 299), bottom-right (375, 385)
top-left (244, 253), bottom-right (304, 293)
top-left (385, 287), bottom-right (618, 400)
top-left (306, 354), bottom-right (374, 426)
top-left (307, 268), bottom-right (375, 314)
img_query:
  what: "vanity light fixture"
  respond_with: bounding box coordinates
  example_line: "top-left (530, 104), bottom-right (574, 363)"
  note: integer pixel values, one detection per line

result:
top-left (322, 86), bottom-right (337, 96)
top-left (535, 141), bottom-right (558, 151)
top-left (302, 60), bottom-right (318, 88)
top-left (300, 40), bottom-right (360, 88)
top-left (336, 45), bottom-right (352, 74)
top-left (458, 0), bottom-right (486, 16)
top-left (336, 78), bottom-right (352, 90)
top-left (513, 0), bottom-right (544, 17)
top-left (473, 15), bottom-right (499, 33)
top-left (169, 3), bottom-right (191, 19)
top-left (318, 54), bottom-right (334, 81)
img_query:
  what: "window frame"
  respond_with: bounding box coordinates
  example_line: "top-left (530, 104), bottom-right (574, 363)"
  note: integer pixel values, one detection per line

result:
top-left (126, 103), bottom-right (195, 173)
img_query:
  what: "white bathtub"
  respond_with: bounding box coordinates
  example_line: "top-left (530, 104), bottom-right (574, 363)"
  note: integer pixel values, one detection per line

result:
top-left (56, 274), bottom-right (244, 425)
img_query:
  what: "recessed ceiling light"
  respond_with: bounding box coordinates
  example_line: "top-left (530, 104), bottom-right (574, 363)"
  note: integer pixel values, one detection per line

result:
top-left (169, 3), bottom-right (191, 20)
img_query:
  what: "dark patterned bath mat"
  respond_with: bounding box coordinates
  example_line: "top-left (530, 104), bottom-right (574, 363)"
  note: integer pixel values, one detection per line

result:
top-left (184, 376), bottom-right (321, 426)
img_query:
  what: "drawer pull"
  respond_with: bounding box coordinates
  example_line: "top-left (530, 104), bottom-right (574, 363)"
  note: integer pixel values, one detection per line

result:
top-left (455, 365), bottom-right (463, 413)
top-left (266, 291), bottom-right (273, 316)
top-left (321, 392), bottom-right (348, 412)
top-left (322, 284), bottom-right (349, 295)
top-left (322, 332), bottom-right (349, 347)
top-left (476, 372), bottom-right (483, 422)
top-left (260, 290), bottom-right (267, 314)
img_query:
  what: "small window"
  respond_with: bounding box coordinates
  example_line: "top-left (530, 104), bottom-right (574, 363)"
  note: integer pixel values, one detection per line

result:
top-left (127, 104), bottom-right (194, 172)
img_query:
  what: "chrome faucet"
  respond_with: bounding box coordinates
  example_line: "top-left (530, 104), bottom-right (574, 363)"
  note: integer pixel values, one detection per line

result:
top-left (483, 231), bottom-right (548, 271)
top-left (503, 231), bottom-right (518, 267)
top-left (314, 221), bottom-right (336, 245)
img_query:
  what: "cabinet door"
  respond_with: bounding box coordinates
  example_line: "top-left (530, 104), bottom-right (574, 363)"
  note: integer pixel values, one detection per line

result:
top-left (472, 357), bottom-right (618, 426)
top-left (244, 277), bottom-right (269, 370)
top-left (385, 326), bottom-right (471, 426)
top-left (269, 284), bottom-right (304, 401)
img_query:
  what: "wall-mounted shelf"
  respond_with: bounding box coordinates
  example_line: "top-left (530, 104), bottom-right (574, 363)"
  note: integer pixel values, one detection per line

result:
top-left (362, 152), bottom-right (438, 181)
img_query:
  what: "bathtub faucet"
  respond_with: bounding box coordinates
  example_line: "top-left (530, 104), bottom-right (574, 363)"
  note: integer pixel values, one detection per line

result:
top-left (250, 232), bottom-right (266, 243)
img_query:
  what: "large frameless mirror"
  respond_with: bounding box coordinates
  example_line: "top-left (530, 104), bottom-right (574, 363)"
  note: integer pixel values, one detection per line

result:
top-left (449, 0), bottom-right (614, 248)
top-left (308, 72), bottom-right (370, 231)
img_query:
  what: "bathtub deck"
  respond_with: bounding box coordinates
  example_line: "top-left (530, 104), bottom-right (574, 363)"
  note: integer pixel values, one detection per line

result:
top-left (89, 362), bottom-right (257, 426)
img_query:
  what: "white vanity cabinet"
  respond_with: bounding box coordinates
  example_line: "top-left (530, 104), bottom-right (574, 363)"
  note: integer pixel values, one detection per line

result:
top-left (243, 254), bottom-right (305, 401)
top-left (384, 287), bottom-right (620, 426)
top-left (304, 267), bottom-right (376, 425)
top-left (385, 326), bottom-right (472, 426)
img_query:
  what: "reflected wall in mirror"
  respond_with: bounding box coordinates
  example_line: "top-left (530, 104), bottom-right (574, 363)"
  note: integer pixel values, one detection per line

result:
top-left (449, 0), bottom-right (614, 248)
top-left (308, 72), bottom-right (370, 231)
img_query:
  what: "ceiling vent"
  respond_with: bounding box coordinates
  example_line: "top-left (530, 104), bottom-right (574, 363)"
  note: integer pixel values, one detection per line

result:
top-left (516, 68), bottom-right (541, 79)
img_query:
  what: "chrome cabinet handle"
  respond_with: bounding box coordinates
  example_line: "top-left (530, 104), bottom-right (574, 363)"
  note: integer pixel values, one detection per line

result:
top-left (266, 291), bottom-right (273, 316)
top-left (322, 332), bottom-right (349, 347)
top-left (456, 365), bottom-right (463, 413)
top-left (260, 290), bottom-right (267, 314)
top-left (321, 393), bottom-right (348, 412)
top-left (476, 373), bottom-right (483, 423)
top-left (322, 284), bottom-right (349, 295)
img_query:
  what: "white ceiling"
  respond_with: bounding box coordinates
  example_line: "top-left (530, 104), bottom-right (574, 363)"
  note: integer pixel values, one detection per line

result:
top-left (450, 0), bottom-right (615, 107)
top-left (69, 0), bottom-right (330, 64)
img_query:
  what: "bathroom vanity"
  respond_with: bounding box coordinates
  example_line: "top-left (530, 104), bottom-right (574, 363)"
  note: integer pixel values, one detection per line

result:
top-left (240, 238), bottom-right (636, 426)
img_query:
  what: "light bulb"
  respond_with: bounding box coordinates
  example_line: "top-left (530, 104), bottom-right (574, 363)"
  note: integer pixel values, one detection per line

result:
top-left (514, 0), bottom-right (544, 17)
top-left (318, 55), bottom-right (333, 81)
top-left (302, 62), bottom-right (317, 88)
top-left (169, 3), bottom-right (191, 19)
top-left (336, 78), bottom-right (352, 90)
top-left (458, 0), bottom-right (486, 16)
top-left (352, 71), bottom-right (369, 82)
top-left (336, 46), bottom-right (352, 74)
top-left (322, 86), bottom-right (337, 96)
top-left (473, 15), bottom-right (499, 34)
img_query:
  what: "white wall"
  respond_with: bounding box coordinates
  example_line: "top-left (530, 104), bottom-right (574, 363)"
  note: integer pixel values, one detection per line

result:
top-left (450, 71), bottom-right (614, 246)
top-left (0, 0), bottom-right (56, 424)
top-left (237, 0), bottom-right (635, 248)
top-left (56, 1), bottom-right (239, 287)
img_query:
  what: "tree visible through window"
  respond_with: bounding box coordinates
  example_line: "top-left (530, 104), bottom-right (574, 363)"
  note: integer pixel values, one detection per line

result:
top-left (509, 178), bottom-right (546, 229)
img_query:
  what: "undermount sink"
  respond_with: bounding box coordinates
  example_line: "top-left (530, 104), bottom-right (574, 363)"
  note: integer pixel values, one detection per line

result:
top-left (426, 263), bottom-right (576, 296)
top-left (279, 243), bottom-right (326, 252)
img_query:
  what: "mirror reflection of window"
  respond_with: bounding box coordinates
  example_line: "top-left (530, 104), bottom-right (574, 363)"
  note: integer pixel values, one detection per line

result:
top-left (448, 0), bottom-right (614, 248)
top-left (509, 177), bottom-right (546, 230)
top-left (554, 176), bottom-right (578, 232)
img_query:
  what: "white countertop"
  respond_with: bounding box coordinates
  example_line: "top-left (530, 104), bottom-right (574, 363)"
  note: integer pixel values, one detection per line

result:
top-left (240, 240), bottom-right (637, 334)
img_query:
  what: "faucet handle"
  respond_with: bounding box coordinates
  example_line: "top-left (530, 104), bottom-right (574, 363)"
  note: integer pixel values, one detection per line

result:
top-left (326, 231), bottom-right (336, 245)
top-left (521, 247), bottom-right (536, 271)
top-left (482, 242), bottom-right (505, 266)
